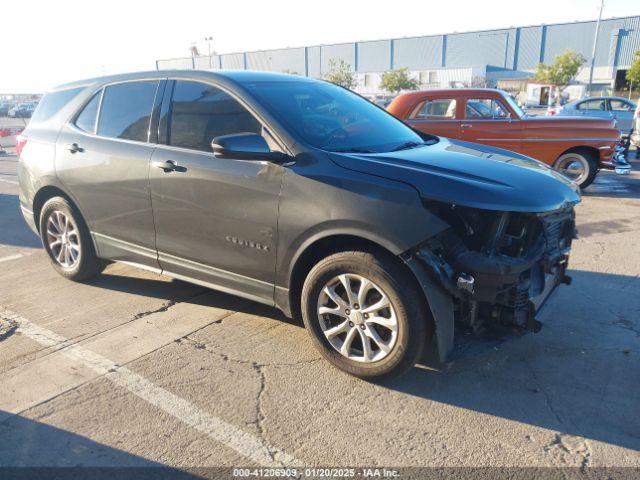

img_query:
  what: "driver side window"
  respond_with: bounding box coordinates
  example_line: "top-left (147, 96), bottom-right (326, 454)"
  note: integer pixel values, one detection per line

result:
top-left (167, 80), bottom-right (263, 153)
top-left (465, 98), bottom-right (509, 119)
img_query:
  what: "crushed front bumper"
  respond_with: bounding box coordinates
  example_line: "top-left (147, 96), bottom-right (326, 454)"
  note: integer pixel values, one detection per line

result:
top-left (403, 206), bottom-right (576, 361)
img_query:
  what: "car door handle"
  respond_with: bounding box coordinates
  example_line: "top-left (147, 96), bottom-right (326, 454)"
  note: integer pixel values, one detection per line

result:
top-left (65, 143), bottom-right (84, 154)
top-left (151, 159), bottom-right (185, 173)
top-left (461, 124), bottom-right (473, 128)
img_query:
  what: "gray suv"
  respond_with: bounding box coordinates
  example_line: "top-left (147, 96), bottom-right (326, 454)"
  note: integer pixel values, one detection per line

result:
top-left (18, 71), bottom-right (580, 378)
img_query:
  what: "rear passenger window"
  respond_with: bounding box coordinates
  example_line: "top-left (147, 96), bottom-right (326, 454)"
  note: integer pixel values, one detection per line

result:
top-left (74, 91), bottom-right (101, 133)
top-left (577, 99), bottom-right (605, 111)
top-left (167, 80), bottom-right (261, 152)
top-left (31, 87), bottom-right (83, 124)
top-left (411, 99), bottom-right (456, 119)
top-left (97, 81), bottom-right (159, 142)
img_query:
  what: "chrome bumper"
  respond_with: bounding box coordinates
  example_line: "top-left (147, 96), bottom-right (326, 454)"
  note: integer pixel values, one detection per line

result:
top-left (601, 148), bottom-right (632, 175)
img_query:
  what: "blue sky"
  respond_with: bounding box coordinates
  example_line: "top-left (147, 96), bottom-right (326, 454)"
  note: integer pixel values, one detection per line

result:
top-left (2, 0), bottom-right (638, 93)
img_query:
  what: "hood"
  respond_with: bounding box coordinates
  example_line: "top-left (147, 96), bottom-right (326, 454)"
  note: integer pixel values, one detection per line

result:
top-left (329, 138), bottom-right (581, 213)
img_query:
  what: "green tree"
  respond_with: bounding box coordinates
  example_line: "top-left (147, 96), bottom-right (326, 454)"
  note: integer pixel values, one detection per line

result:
top-left (534, 50), bottom-right (586, 105)
top-left (627, 50), bottom-right (640, 91)
top-left (324, 60), bottom-right (357, 89)
top-left (379, 68), bottom-right (419, 93)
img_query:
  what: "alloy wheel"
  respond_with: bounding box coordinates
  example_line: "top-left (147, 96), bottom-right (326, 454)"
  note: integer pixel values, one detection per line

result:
top-left (46, 210), bottom-right (81, 269)
top-left (317, 274), bottom-right (398, 363)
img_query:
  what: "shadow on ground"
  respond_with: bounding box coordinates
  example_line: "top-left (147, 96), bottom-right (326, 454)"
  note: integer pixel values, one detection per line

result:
top-left (581, 160), bottom-right (640, 199)
top-left (84, 266), bottom-right (640, 454)
top-left (0, 194), bottom-right (40, 249)
top-left (0, 412), bottom-right (199, 478)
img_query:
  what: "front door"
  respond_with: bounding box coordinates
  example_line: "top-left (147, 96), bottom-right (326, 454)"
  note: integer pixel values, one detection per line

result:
top-left (56, 80), bottom-right (163, 268)
top-left (149, 80), bottom-right (284, 304)
top-left (460, 97), bottom-right (523, 153)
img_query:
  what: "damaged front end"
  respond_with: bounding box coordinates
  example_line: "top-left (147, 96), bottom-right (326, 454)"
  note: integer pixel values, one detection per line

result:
top-left (404, 201), bottom-right (578, 361)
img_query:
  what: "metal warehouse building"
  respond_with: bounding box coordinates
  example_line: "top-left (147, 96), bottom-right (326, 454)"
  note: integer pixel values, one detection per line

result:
top-left (156, 15), bottom-right (640, 95)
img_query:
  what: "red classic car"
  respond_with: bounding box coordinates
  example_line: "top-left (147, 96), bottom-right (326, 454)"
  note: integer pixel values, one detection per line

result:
top-left (387, 88), bottom-right (627, 188)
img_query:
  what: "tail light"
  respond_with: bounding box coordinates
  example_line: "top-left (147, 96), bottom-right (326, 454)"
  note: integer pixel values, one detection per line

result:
top-left (15, 134), bottom-right (27, 157)
top-left (547, 107), bottom-right (559, 116)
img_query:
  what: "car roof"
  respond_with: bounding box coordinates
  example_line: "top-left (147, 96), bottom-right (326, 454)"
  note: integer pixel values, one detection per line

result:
top-left (394, 88), bottom-right (509, 101)
top-left (50, 69), bottom-right (317, 92)
top-left (567, 96), bottom-right (636, 105)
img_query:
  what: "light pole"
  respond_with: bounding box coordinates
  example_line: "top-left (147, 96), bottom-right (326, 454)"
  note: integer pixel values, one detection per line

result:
top-left (204, 36), bottom-right (214, 69)
top-left (587, 0), bottom-right (604, 96)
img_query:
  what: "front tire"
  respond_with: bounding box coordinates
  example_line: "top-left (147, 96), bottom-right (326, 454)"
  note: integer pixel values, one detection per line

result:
top-left (554, 151), bottom-right (597, 189)
top-left (301, 251), bottom-right (431, 379)
top-left (39, 196), bottom-right (105, 281)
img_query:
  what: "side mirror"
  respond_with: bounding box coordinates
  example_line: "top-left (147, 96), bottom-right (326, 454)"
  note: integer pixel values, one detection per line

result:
top-left (212, 133), bottom-right (289, 163)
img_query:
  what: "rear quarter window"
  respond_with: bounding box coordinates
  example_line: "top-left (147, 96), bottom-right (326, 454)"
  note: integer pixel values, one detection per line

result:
top-left (74, 91), bottom-right (102, 133)
top-left (30, 87), bottom-right (83, 124)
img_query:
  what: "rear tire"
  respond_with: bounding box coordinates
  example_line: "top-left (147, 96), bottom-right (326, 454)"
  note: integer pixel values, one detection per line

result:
top-left (554, 151), bottom-right (597, 189)
top-left (301, 251), bottom-right (432, 379)
top-left (39, 196), bottom-right (105, 281)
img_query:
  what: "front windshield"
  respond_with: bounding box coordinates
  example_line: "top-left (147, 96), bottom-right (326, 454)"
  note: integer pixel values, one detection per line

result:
top-left (245, 81), bottom-right (424, 152)
top-left (502, 91), bottom-right (526, 118)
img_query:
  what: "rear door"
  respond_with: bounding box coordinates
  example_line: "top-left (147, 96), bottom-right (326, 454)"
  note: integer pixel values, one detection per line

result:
top-left (404, 97), bottom-right (462, 139)
top-left (608, 99), bottom-right (635, 132)
top-left (149, 79), bottom-right (284, 304)
top-left (460, 96), bottom-right (523, 153)
top-left (56, 79), bottom-right (164, 269)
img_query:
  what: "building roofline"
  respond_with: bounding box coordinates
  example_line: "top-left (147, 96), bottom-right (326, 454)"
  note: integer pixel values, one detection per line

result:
top-left (170, 14), bottom-right (640, 61)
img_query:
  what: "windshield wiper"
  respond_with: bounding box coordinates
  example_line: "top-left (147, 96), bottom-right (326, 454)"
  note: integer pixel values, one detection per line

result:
top-left (391, 141), bottom-right (425, 152)
top-left (328, 147), bottom-right (376, 153)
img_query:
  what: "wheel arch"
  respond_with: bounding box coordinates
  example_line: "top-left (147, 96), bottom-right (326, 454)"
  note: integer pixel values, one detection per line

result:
top-left (556, 145), bottom-right (599, 164)
top-left (33, 185), bottom-right (73, 233)
top-left (284, 233), bottom-right (426, 321)
top-left (32, 185), bottom-right (93, 242)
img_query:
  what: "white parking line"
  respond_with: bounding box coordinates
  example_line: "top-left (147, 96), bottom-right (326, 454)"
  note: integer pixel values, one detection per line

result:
top-left (0, 178), bottom-right (18, 185)
top-left (1, 307), bottom-right (301, 467)
top-left (0, 253), bottom-right (29, 263)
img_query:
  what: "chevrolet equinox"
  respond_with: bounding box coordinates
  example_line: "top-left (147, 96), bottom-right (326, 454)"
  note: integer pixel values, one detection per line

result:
top-left (18, 71), bottom-right (580, 378)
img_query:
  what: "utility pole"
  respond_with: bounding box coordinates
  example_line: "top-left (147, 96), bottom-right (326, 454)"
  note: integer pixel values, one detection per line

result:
top-left (587, 0), bottom-right (604, 96)
top-left (205, 36), bottom-right (214, 69)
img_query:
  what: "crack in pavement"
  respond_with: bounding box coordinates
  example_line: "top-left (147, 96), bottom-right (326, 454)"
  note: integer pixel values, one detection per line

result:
top-left (0, 289), bottom-right (212, 375)
top-left (174, 334), bottom-right (324, 464)
top-left (250, 363), bottom-right (275, 463)
top-left (130, 288), bottom-right (210, 320)
top-left (178, 336), bottom-right (322, 368)
top-left (526, 361), bottom-right (564, 427)
top-left (1, 310), bottom-right (302, 467)
top-left (611, 313), bottom-right (640, 337)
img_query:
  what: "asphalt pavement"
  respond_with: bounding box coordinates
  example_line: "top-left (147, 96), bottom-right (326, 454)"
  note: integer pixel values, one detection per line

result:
top-left (0, 150), bottom-right (639, 476)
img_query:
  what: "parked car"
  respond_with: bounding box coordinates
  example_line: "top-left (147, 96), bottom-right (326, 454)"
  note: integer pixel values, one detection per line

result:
top-left (0, 101), bottom-right (15, 116)
top-left (387, 88), bottom-right (625, 188)
top-left (18, 71), bottom-right (580, 378)
top-left (631, 101), bottom-right (640, 158)
top-left (8, 103), bottom-right (35, 118)
top-left (549, 96), bottom-right (637, 133)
